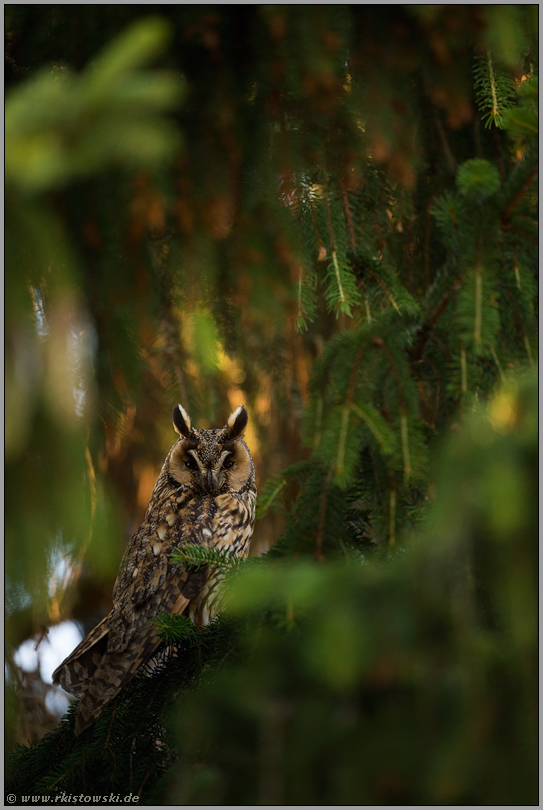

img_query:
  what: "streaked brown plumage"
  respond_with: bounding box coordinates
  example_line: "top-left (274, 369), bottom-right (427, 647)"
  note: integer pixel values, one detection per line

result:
top-left (53, 404), bottom-right (256, 736)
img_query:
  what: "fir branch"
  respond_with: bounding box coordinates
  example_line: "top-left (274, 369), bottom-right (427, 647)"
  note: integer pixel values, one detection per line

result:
top-left (502, 221), bottom-right (538, 246)
top-left (169, 544), bottom-right (239, 572)
top-left (340, 179), bottom-right (357, 252)
top-left (364, 263), bottom-right (401, 315)
top-left (474, 51), bottom-right (516, 129)
top-left (500, 164), bottom-right (538, 222)
top-left (323, 175), bottom-right (337, 251)
top-left (314, 396), bottom-right (323, 449)
top-left (503, 107), bottom-right (538, 137)
top-left (409, 276), bottom-right (462, 366)
top-left (432, 108), bottom-right (456, 173)
top-left (323, 252), bottom-right (361, 316)
top-left (350, 402), bottom-right (394, 455)
top-left (307, 194), bottom-right (325, 260)
top-left (514, 256), bottom-right (521, 289)
top-left (335, 406), bottom-right (350, 478)
top-left (364, 295), bottom-right (372, 324)
top-left (487, 53), bottom-right (500, 124)
top-left (474, 264), bottom-right (482, 345)
top-left (400, 411), bottom-right (411, 478)
top-left (489, 344), bottom-right (506, 382)
top-left (151, 610), bottom-right (195, 643)
top-left (373, 338), bottom-right (406, 412)
top-left (494, 277), bottom-right (534, 364)
top-left (257, 476), bottom-right (287, 518)
top-left (295, 264), bottom-right (318, 332)
top-left (388, 476), bottom-right (396, 547)
top-left (346, 343), bottom-right (366, 403)
top-left (460, 344), bottom-right (468, 394)
top-left (524, 335), bottom-right (534, 366)
top-left (424, 203), bottom-right (433, 292)
top-left (297, 267), bottom-right (304, 328)
top-left (315, 466), bottom-right (333, 561)
top-left (332, 251), bottom-right (345, 305)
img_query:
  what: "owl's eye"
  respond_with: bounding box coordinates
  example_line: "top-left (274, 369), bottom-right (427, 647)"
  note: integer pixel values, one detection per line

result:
top-left (185, 458), bottom-right (197, 470)
top-left (222, 458), bottom-right (234, 470)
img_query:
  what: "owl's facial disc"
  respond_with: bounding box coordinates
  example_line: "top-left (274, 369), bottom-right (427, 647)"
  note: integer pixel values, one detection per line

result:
top-left (187, 448), bottom-right (232, 493)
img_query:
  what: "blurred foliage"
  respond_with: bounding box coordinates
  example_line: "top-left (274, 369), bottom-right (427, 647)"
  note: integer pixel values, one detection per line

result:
top-left (5, 4), bottom-right (538, 804)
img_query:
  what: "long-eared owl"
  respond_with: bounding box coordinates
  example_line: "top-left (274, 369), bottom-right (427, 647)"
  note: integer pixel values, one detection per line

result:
top-left (53, 404), bottom-right (256, 736)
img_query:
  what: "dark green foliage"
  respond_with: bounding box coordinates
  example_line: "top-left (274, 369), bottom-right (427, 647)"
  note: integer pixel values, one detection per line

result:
top-left (7, 616), bottom-right (242, 802)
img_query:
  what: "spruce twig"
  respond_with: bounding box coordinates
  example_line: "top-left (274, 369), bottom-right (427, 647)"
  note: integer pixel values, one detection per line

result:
top-left (315, 467), bottom-right (333, 561)
top-left (340, 178), bottom-right (357, 252)
top-left (501, 165), bottom-right (538, 222)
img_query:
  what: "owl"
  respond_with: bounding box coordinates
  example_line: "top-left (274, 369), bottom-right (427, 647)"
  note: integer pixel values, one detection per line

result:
top-left (53, 403), bottom-right (256, 736)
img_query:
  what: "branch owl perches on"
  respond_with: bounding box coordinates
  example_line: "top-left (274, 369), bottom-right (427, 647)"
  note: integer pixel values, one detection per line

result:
top-left (53, 404), bottom-right (257, 736)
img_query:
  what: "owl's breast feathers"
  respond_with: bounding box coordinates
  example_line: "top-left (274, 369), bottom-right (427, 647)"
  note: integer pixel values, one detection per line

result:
top-left (52, 489), bottom-right (255, 733)
top-left (109, 485), bottom-right (255, 644)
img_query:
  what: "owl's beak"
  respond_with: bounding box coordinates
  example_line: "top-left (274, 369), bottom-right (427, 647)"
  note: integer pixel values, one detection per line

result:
top-left (201, 469), bottom-right (220, 493)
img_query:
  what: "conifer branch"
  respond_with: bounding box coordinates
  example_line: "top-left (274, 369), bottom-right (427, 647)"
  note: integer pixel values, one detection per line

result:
top-left (474, 264), bottom-right (482, 345)
top-left (409, 276), bottom-right (462, 365)
top-left (502, 223), bottom-right (538, 246)
top-left (346, 344), bottom-right (366, 404)
top-left (323, 175), bottom-right (337, 251)
top-left (364, 295), bottom-right (372, 324)
top-left (514, 255), bottom-right (521, 289)
top-left (350, 403), bottom-right (393, 454)
top-left (314, 397), bottom-right (323, 449)
top-left (257, 478), bottom-right (287, 518)
top-left (388, 476), bottom-right (396, 547)
top-left (400, 411), bottom-right (411, 477)
top-left (432, 108), bottom-right (456, 173)
top-left (489, 345), bottom-right (506, 381)
top-left (494, 277), bottom-right (527, 338)
top-left (487, 52), bottom-right (499, 122)
top-left (424, 203), bottom-right (433, 292)
top-left (169, 544), bottom-right (239, 572)
top-left (374, 340), bottom-right (406, 412)
top-left (335, 406), bottom-right (350, 478)
top-left (500, 165), bottom-right (538, 222)
top-left (340, 179), bottom-right (357, 251)
top-left (362, 264), bottom-right (401, 314)
top-left (307, 194), bottom-right (325, 258)
top-left (332, 251), bottom-right (346, 304)
top-left (474, 51), bottom-right (516, 129)
top-left (315, 466), bottom-right (333, 561)
top-left (524, 335), bottom-right (534, 366)
top-left (460, 344), bottom-right (468, 393)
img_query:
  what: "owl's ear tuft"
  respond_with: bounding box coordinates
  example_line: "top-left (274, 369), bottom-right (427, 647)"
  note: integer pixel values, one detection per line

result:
top-left (224, 405), bottom-right (248, 440)
top-left (173, 404), bottom-right (192, 437)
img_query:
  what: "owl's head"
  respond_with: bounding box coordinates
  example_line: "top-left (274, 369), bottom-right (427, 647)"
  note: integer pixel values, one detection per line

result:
top-left (168, 403), bottom-right (254, 494)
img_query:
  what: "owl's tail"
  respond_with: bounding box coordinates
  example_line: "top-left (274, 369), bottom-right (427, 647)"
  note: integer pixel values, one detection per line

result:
top-left (52, 613), bottom-right (163, 735)
top-left (52, 615), bottom-right (111, 698)
top-left (72, 628), bottom-right (163, 736)
top-left (53, 589), bottom-right (194, 736)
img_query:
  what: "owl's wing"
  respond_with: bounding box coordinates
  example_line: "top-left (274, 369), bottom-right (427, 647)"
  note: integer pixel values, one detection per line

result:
top-left (65, 493), bottom-right (215, 735)
top-left (71, 577), bottom-right (195, 736)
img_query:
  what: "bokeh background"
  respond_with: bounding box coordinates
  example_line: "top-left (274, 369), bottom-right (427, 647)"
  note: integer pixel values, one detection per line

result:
top-left (5, 5), bottom-right (538, 804)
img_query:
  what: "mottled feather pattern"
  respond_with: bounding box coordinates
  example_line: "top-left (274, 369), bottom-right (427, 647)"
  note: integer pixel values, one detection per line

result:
top-left (53, 404), bottom-right (256, 736)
